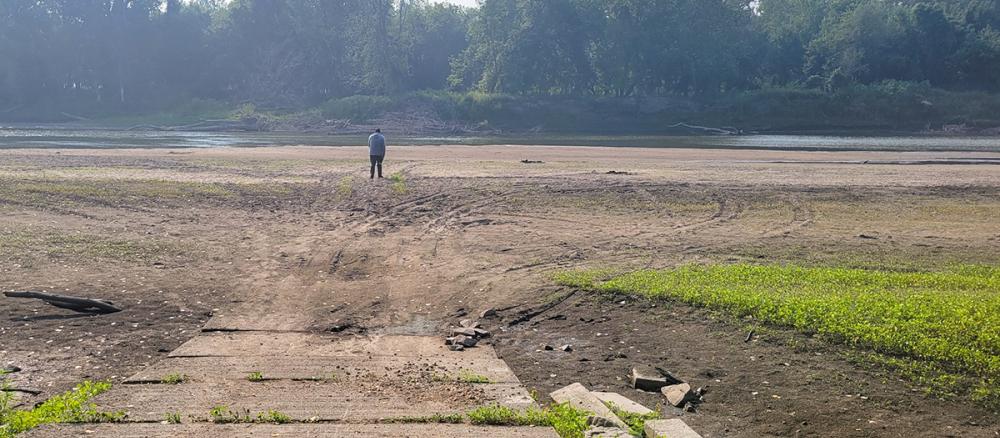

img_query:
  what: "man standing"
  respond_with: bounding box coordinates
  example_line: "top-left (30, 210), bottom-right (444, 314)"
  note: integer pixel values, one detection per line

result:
top-left (368, 128), bottom-right (386, 179)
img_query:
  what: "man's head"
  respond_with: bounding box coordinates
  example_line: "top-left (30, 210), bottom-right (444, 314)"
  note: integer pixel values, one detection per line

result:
top-left (375, 128), bottom-right (381, 134)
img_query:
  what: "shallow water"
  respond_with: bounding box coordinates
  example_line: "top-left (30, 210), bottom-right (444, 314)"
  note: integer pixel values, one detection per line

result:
top-left (1, 126), bottom-right (998, 152)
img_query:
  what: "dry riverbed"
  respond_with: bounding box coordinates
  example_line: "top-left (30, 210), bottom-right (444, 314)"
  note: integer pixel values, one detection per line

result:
top-left (1, 145), bottom-right (999, 437)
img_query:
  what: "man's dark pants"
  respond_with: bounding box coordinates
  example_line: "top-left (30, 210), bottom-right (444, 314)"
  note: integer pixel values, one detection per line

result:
top-left (370, 155), bottom-right (384, 179)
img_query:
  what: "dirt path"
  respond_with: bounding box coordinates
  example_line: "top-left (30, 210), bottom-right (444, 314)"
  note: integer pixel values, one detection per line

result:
top-left (3, 145), bottom-right (999, 437)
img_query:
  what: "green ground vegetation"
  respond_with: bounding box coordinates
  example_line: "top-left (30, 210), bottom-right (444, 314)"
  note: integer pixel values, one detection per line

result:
top-left (556, 264), bottom-right (1000, 410)
top-left (0, 380), bottom-right (123, 438)
top-left (605, 403), bottom-right (660, 437)
top-left (246, 372), bottom-right (265, 382)
top-left (160, 374), bottom-right (186, 385)
top-left (163, 412), bottom-right (182, 424)
top-left (466, 403), bottom-right (591, 438)
top-left (0, 228), bottom-right (182, 264)
top-left (389, 173), bottom-right (407, 194)
top-left (456, 371), bottom-right (492, 384)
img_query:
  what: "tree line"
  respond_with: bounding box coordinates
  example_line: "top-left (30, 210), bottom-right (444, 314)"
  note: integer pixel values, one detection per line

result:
top-left (2, 0), bottom-right (999, 117)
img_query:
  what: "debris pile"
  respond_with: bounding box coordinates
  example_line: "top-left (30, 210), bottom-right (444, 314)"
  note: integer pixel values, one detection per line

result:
top-left (445, 318), bottom-right (492, 352)
top-left (629, 365), bottom-right (705, 411)
top-left (549, 381), bottom-right (704, 438)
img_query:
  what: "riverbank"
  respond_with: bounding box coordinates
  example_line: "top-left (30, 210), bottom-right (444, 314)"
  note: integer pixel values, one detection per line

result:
top-left (8, 86), bottom-right (1000, 137)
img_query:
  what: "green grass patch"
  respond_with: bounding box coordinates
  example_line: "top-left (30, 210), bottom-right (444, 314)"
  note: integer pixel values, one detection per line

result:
top-left (206, 406), bottom-right (293, 425)
top-left (388, 173), bottom-right (407, 194)
top-left (160, 374), bottom-right (186, 385)
top-left (246, 372), bottom-right (265, 382)
top-left (0, 229), bottom-right (183, 263)
top-left (466, 403), bottom-right (591, 438)
top-left (381, 413), bottom-right (465, 424)
top-left (605, 403), bottom-right (659, 437)
top-left (557, 264), bottom-right (1000, 410)
top-left (163, 412), bottom-right (182, 424)
top-left (456, 370), bottom-right (492, 384)
top-left (0, 380), bottom-right (124, 437)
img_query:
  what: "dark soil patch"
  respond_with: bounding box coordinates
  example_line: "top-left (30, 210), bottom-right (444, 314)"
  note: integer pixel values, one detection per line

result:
top-left (493, 294), bottom-right (999, 438)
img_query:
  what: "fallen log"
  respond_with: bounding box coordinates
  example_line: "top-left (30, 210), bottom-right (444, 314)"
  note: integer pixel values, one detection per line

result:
top-left (4, 291), bottom-right (122, 314)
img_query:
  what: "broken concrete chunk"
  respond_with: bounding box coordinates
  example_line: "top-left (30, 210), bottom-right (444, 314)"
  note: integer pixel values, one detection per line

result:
top-left (661, 382), bottom-right (693, 407)
top-left (550, 383), bottom-right (627, 429)
top-left (585, 426), bottom-right (631, 437)
top-left (473, 328), bottom-right (492, 338)
top-left (448, 344), bottom-right (465, 352)
top-left (479, 308), bottom-right (497, 318)
top-left (644, 418), bottom-right (702, 438)
top-left (593, 392), bottom-right (654, 416)
top-left (630, 366), bottom-right (681, 392)
top-left (454, 335), bottom-right (478, 348)
top-left (460, 319), bottom-right (480, 329)
top-left (451, 327), bottom-right (478, 337)
top-left (560, 344), bottom-right (574, 352)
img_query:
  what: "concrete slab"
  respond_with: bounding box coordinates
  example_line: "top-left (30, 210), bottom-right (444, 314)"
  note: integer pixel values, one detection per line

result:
top-left (25, 423), bottom-right (560, 437)
top-left (93, 380), bottom-right (535, 422)
top-left (125, 355), bottom-right (521, 384)
top-left (550, 383), bottom-right (626, 429)
top-left (592, 392), bottom-right (654, 415)
top-left (644, 419), bottom-right (702, 438)
top-left (170, 333), bottom-right (498, 360)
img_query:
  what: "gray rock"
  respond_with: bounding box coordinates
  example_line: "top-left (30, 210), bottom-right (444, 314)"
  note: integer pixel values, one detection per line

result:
top-left (460, 319), bottom-right (480, 329)
top-left (479, 308), bottom-right (497, 318)
top-left (560, 344), bottom-right (574, 352)
top-left (662, 382), bottom-right (693, 407)
top-left (454, 335), bottom-right (478, 347)
top-left (448, 344), bottom-right (465, 352)
top-left (452, 327), bottom-right (478, 337)
top-left (473, 328), bottom-right (492, 338)
top-left (630, 366), bottom-right (680, 392)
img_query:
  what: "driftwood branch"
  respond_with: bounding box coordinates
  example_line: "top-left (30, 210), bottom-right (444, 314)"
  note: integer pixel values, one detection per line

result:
top-left (1, 388), bottom-right (42, 396)
top-left (4, 291), bottom-right (122, 314)
top-left (667, 122), bottom-right (740, 135)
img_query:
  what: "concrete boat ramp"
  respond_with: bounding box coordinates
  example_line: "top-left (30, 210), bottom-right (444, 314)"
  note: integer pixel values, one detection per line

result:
top-left (27, 331), bottom-right (557, 437)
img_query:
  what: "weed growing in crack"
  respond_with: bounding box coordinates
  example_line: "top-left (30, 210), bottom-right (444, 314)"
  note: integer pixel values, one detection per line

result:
top-left (161, 374), bottom-right (186, 385)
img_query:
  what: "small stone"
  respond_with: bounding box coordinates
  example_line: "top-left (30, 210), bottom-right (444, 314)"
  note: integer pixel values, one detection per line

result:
top-left (560, 344), bottom-right (574, 352)
top-left (444, 337), bottom-right (456, 345)
top-left (479, 308), bottom-right (497, 318)
top-left (473, 328), bottom-right (492, 338)
top-left (544, 345), bottom-right (555, 351)
top-left (456, 335), bottom-right (478, 347)
top-left (448, 344), bottom-right (465, 351)
top-left (662, 382), bottom-right (693, 407)
top-left (460, 319), bottom-right (480, 329)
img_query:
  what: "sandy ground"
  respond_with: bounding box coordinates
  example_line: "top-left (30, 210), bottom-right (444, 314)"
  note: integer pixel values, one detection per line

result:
top-left (1, 145), bottom-right (999, 437)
